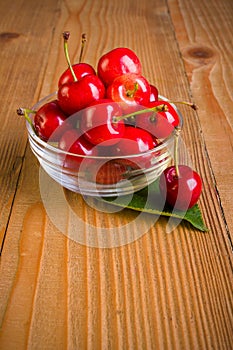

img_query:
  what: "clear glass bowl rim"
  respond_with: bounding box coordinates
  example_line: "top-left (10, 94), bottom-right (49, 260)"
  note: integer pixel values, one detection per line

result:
top-left (26, 92), bottom-right (183, 160)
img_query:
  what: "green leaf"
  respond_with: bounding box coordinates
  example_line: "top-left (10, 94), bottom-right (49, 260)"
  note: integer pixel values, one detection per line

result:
top-left (98, 179), bottom-right (208, 232)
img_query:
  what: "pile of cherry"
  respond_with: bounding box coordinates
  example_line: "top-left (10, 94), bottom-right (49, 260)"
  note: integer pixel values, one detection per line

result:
top-left (18, 32), bottom-right (202, 211)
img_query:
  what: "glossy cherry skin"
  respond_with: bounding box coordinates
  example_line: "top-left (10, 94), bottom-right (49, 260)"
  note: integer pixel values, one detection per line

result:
top-left (80, 99), bottom-right (125, 147)
top-left (111, 126), bottom-right (154, 169)
top-left (106, 73), bottom-right (151, 112)
top-left (135, 100), bottom-right (180, 139)
top-left (149, 84), bottom-right (159, 102)
top-left (58, 74), bottom-right (106, 115)
top-left (88, 159), bottom-right (129, 185)
top-left (97, 47), bottom-right (142, 86)
top-left (159, 165), bottom-right (202, 210)
top-left (58, 129), bottom-right (98, 169)
top-left (58, 63), bottom-right (96, 87)
top-left (34, 100), bottom-right (71, 142)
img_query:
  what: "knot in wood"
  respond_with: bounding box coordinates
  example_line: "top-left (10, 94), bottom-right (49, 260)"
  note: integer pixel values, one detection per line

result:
top-left (182, 45), bottom-right (217, 66)
top-left (0, 32), bottom-right (20, 42)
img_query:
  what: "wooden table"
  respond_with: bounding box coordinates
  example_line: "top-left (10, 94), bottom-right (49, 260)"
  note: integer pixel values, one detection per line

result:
top-left (0, 0), bottom-right (232, 349)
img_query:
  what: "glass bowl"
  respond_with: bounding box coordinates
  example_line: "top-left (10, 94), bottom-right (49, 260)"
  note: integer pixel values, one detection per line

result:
top-left (26, 92), bottom-right (183, 197)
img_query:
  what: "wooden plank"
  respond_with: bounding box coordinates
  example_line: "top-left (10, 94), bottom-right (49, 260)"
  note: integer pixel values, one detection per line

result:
top-left (0, 152), bottom-right (68, 349)
top-left (168, 0), bottom-right (233, 236)
top-left (0, 0), bottom-right (232, 349)
top-left (0, 0), bottom-right (62, 248)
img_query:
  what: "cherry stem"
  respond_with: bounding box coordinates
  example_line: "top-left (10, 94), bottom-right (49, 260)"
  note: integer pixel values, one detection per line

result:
top-left (167, 100), bottom-right (198, 110)
top-left (63, 31), bottom-right (78, 82)
top-left (174, 126), bottom-right (181, 178)
top-left (126, 82), bottom-right (139, 98)
top-left (112, 104), bottom-right (168, 123)
top-left (79, 33), bottom-right (87, 63)
top-left (17, 108), bottom-right (36, 133)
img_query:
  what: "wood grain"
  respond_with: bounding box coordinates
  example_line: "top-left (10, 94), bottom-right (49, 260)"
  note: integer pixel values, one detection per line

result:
top-left (0, 0), bottom-right (62, 248)
top-left (168, 0), bottom-right (233, 235)
top-left (0, 0), bottom-right (232, 349)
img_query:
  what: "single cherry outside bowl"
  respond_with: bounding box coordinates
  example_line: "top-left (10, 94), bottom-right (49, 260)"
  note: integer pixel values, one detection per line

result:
top-left (26, 92), bottom-right (183, 197)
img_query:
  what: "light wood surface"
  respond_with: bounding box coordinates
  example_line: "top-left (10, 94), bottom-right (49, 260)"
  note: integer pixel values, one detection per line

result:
top-left (0, 0), bottom-right (232, 349)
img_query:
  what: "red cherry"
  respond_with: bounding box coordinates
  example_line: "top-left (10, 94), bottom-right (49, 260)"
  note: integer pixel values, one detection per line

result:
top-left (89, 160), bottom-right (129, 185)
top-left (159, 165), bottom-right (202, 210)
top-left (57, 74), bottom-right (106, 115)
top-left (152, 135), bottom-right (161, 148)
top-left (106, 73), bottom-right (151, 112)
top-left (97, 47), bottom-right (142, 86)
top-left (80, 99), bottom-right (125, 147)
top-left (58, 128), bottom-right (98, 169)
top-left (115, 126), bottom-right (154, 154)
top-left (58, 63), bottom-right (96, 87)
top-left (34, 100), bottom-right (71, 142)
top-left (58, 32), bottom-right (95, 87)
top-left (112, 126), bottom-right (154, 169)
top-left (135, 100), bottom-right (180, 139)
top-left (149, 84), bottom-right (159, 102)
top-left (57, 32), bottom-right (106, 115)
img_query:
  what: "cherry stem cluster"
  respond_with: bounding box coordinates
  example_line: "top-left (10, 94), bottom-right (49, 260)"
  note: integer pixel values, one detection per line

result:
top-left (112, 104), bottom-right (168, 123)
